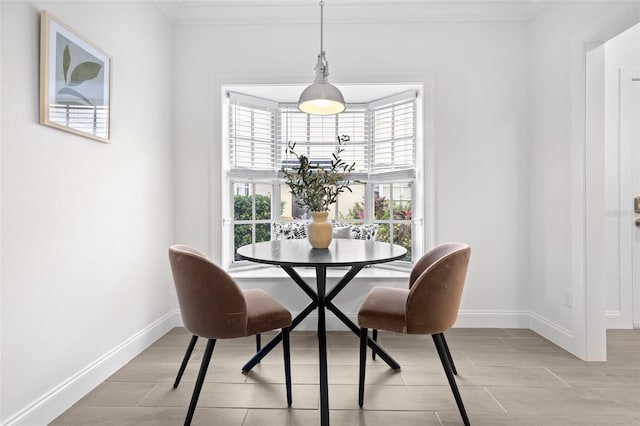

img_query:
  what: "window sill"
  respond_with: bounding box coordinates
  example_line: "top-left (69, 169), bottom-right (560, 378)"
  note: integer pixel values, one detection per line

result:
top-left (229, 264), bottom-right (410, 280)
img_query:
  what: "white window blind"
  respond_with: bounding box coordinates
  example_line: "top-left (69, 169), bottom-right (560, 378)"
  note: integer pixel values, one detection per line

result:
top-left (229, 91), bottom-right (416, 176)
top-left (228, 92), bottom-right (277, 172)
top-left (370, 94), bottom-right (416, 172)
top-left (279, 92), bottom-right (415, 174)
top-left (279, 107), bottom-right (368, 172)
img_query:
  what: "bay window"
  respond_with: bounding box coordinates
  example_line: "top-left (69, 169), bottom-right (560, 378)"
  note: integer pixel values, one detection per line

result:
top-left (224, 87), bottom-right (422, 268)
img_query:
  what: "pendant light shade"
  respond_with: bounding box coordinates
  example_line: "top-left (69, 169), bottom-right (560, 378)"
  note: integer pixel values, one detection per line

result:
top-left (298, 1), bottom-right (345, 115)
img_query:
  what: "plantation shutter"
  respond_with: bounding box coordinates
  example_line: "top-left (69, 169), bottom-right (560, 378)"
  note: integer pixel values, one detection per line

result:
top-left (228, 92), bottom-right (278, 178)
top-left (279, 106), bottom-right (369, 173)
top-left (227, 90), bottom-right (417, 178)
top-left (369, 91), bottom-right (417, 177)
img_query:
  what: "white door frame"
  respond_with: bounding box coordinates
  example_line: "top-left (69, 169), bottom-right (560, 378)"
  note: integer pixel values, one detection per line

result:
top-left (622, 69), bottom-right (640, 328)
top-left (610, 68), bottom-right (640, 329)
top-left (580, 7), bottom-right (640, 360)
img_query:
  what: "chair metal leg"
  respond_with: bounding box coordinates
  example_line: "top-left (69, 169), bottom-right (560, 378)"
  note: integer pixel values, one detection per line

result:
top-left (282, 327), bottom-right (292, 406)
top-left (371, 329), bottom-right (378, 360)
top-left (358, 327), bottom-right (368, 407)
top-left (441, 332), bottom-right (457, 375)
top-left (174, 335), bottom-right (198, 389)
top-left (256, 334), bottom-right (261, 352)
top-left (433, 333), bottom-right (469, 426)
top-left (184, 339), bottom-right (216, 426)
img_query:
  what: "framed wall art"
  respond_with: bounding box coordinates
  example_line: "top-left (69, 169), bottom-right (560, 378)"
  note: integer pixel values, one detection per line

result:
top-left (40, 11), bottom-right (111, 143)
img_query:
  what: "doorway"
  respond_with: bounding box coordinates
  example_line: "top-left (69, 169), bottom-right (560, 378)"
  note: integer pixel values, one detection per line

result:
top-left (603, 24), bottom-right (640, 330)
top-left (582, 13), bottom-right (640, 360)
top-left (625, 70), bottom-right (640, 329)
top-left (616, 68), bottom-right (640, 329)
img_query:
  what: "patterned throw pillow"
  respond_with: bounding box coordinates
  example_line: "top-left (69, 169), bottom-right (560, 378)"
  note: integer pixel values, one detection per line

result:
top-left (273, 221), bottom-right (378, 241)
top-left (328, 220), bottom-right (379, 240)
top-left (350, 224), bottom-right (378, 240)
top-left (272, 222), bottom-right (308, 240)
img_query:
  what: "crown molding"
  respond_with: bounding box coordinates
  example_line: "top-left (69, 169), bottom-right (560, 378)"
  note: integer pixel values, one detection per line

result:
top-left (154, 0), bottom-right (550, 25)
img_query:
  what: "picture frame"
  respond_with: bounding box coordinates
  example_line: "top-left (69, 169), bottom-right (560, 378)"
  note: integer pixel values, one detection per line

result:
top-left (40, 11), bottom-right (111, 143)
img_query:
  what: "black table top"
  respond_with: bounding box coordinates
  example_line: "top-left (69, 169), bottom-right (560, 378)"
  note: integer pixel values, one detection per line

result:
top-left (236, 239), bottom-right (407, 267)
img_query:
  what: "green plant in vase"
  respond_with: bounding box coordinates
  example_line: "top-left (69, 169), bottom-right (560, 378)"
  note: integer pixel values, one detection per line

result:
top-left (282, 134), bottom-right (355, 248)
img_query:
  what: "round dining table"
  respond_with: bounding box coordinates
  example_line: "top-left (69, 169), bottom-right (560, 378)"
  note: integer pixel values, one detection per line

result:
top-left (237, 238), bottom-right (407, 426)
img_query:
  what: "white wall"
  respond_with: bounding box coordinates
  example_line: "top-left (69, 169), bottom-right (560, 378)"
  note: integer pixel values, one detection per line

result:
top-left (527, 2), bottom-right (640, 357)
top-left (2, 1), bottom-right (638, 423)
top-left (0, 2), bottom-right (175, 424)
top-left (604, 23), bottom-right (640, 328)
top-left (172, 19), bottom-right (530, 327)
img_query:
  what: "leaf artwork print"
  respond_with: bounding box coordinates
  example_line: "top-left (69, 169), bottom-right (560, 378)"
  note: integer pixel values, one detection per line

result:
top-left (55, 34), bottom-right (104, 107)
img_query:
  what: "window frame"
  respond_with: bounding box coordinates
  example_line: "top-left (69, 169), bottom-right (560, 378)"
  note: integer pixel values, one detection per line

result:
top-left (221, 86), bottom-right (425, 271)
top-left (230, 180), bottom-right (277, 261)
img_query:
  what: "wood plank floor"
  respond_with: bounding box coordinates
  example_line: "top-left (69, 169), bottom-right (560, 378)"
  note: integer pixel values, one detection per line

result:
top-left (51, 328), bottom-right (640, 425)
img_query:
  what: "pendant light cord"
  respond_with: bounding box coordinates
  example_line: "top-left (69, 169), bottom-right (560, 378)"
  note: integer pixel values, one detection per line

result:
top-left (319, 0), bottom-right (324, 54)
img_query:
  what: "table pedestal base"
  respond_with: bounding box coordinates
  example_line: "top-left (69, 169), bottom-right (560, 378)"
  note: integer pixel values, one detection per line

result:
top-left (241, 265), bottom-right (401, 426)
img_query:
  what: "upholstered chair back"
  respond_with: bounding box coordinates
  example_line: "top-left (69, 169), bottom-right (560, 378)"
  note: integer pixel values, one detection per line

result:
top-left (405, 243), bottom-right (471, 334)
top-left (169, 245), bottom-right (248, 339)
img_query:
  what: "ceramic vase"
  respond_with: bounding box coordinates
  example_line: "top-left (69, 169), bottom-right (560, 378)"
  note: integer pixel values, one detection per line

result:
top-left (308, 211), bottom-right (332, 249)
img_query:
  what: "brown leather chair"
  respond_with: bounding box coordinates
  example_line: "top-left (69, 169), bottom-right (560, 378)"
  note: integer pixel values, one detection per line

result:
top-left (169, 244), bottom-right (293, 426)
top-left (357, 242), bottom-right (471, 426)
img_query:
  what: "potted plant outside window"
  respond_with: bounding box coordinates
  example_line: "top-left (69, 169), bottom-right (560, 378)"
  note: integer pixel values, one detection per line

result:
top-left (282, 134), bottom-right (355, 248)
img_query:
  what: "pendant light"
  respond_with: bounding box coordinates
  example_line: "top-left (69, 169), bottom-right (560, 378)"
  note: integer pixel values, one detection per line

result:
top-left (298, 0), bottom-right (345, 115)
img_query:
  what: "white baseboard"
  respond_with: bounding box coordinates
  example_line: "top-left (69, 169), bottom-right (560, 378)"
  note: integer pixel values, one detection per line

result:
top-left (288, 309), bottom-right (532, 331)
top-left (5, 311), bottom-right (182, 426)
top-left (605, 310), bottom-right (636, 329)
top-left (454, 309), bottom-right (530, 328)
top-left (529, 311), bottom-right (573, 350)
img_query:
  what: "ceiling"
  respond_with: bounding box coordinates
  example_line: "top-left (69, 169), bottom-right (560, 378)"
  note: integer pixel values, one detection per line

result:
top-left (154, 0), bottom-right (550, 25)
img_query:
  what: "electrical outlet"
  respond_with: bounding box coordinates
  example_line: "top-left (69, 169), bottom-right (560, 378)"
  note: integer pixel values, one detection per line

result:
top-left (563, 289), bottom-right (572, 308)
